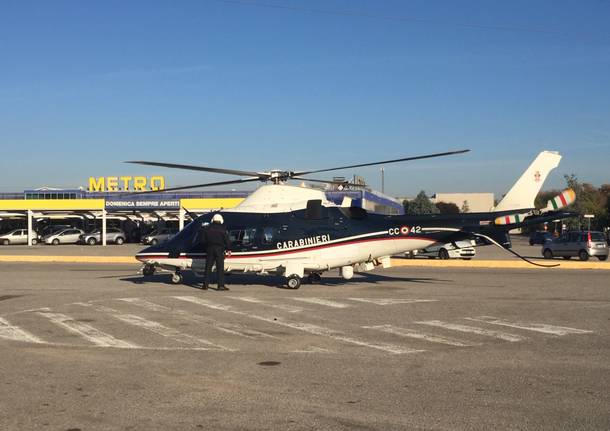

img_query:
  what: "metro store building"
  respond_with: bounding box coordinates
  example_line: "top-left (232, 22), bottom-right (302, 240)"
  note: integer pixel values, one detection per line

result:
top-left (0, 176), bottom-right (403, 246)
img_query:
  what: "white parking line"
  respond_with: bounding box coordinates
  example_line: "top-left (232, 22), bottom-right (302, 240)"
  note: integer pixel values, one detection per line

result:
top-left (292, 346), bottom-right (334, 354)
top-left (348, 298), bottom-right (438, 306)
top-left (119, 298), bottom-right (277, 339)
top-left (38, 311), bottom-right (138, 348)
top-left (364, 324), bottom-right (478, 347)
top-left (175, 296), bottom-right (421, 355)
top-left (465, 316), bottom-right (594, 336)
top-left (229, 296), bottom-right (304, 313)
top-left (291, 298), bottom-right (350, 309)
top-left (79, 303), bottom-right (231, 351)
top-left (415, 320), bottom-right (526, 342)
top-left (0, 317), bottom-right (45, 344)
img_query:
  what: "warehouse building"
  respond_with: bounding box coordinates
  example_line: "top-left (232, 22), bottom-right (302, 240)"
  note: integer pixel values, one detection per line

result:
top-left (431, 192), bottom-right (495, 213)
top-left (0, 180), bottom-right (403, 246)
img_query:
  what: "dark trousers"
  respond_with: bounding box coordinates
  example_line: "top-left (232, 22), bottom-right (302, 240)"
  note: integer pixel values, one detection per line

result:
top-left (204, 246), bottom-right (226, 287)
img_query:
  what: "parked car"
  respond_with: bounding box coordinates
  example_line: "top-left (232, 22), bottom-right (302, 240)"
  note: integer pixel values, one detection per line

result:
top-left (0, 229), bottom-right (38, 245)
top-left (529, 231), bottom-right (553, 246)
top-left (141, 228), bottom-right (178, 245)
top-left (43, 228), bottom-right (85, 245)
top-left (542, 231), bottom-right (608, 261)
top-left (79, 228), bottom-right (126, 245)
top-left (406, 240), bottom-right (476, 260)
top-left (39, 225), bottom-right (73, 240)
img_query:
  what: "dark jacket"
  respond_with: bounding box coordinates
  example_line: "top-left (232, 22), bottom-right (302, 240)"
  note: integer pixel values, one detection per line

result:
top-left (201, 223), bottom-right (231, 250)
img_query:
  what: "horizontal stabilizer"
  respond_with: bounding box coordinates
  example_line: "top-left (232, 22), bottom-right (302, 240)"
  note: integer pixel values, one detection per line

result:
top-left (494, 189), bottom-right (576, 226)
top-left (545, 189), bottom-right (575, 211)
top-left (494, 213), bottom-right (530, 226)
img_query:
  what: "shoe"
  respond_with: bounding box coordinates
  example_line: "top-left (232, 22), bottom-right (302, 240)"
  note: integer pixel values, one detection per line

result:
top-left (217, 286), bottom-right (229, 291)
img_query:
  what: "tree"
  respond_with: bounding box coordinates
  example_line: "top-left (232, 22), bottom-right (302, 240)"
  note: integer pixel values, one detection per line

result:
top-left (405, 191), bottom-right (439, 215)
top-left (435, 201), bottom-right (460, 214)
top-left (562, 175), bottom-right (607, 230)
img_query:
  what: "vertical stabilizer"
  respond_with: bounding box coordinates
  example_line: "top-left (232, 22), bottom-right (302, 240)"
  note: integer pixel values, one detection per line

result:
top-left (494, 151), bottom-right (562, 212)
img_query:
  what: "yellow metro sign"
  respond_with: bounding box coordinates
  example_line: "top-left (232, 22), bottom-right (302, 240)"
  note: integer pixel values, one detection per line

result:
top-left (88, 176), bottom-right (166, 192)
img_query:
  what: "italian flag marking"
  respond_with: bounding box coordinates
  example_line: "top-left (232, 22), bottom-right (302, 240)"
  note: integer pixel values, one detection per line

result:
top-left (548, 189), bottom-right (575, 210)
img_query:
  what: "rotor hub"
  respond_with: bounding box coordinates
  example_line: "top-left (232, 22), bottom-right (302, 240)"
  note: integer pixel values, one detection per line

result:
top-left (268, 170), bottom-right (295, 184)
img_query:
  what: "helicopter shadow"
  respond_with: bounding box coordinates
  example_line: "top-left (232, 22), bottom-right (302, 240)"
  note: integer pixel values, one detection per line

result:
top-left (116, 273), bottom-right (207, 290)
top-left (327, 272), bottom-right (451, 285)
top-left (117, 271), bottom-right (450, 290)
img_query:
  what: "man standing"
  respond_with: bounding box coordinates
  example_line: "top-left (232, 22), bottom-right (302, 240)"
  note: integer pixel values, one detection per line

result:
top-left (201, 214), bottom-right (231, 291)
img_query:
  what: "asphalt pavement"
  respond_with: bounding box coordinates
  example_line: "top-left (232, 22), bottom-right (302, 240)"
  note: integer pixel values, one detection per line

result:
top-left (0, 263), bottom-right (608, 430)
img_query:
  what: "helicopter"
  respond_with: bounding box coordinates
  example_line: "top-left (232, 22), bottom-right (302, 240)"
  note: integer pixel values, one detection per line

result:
top-left (129, 150), bottom-right (576, 288)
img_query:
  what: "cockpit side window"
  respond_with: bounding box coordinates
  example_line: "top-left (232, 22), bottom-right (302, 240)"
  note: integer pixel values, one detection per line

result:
top-left (229, 228), bottom-right (257, 248)
top-left (261, 227), bottom-right (274, 244)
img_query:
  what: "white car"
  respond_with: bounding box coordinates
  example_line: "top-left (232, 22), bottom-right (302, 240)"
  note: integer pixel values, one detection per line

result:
top-left (406, 240), bottom-right (476, 260)
top-left (0, 229), bottom-right (38, 245)
top-left (43, 228), bottom-right (85, 245)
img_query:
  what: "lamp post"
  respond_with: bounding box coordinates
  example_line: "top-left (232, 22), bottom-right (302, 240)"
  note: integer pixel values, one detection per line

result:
top-left (584, 214), bottom-right (594, 231)
top-left (380, 167), bottom-right (385, 194)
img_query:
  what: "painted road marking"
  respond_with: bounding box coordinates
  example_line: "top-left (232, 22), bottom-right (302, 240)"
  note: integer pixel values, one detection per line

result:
top-left (175, 296), bottom-right (421, 355)
top-left (349, 298), bottom-right (438, 306)
top-left (292, 346), bottom-right (334, 354)
top-left (79, 303), bottom-right (231, 351)
top-left (415, 320), bottom-right (526, 342)
top-left (229, 296), bottom-right (304, 313)
top-left (0, 317), bottom-right (45, 344)
top-left (291, 298), bottom-right (350, 309)
top-left (465, 316), bottom-right (594, 336)
top-left (38, 311), bottom-right (138, 348)
top-left (364, 324), bottom-right (478, 347)
top-left (119, 298), bottom-right (277, 339)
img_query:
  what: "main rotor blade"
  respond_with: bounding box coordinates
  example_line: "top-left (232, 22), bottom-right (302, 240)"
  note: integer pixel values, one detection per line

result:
top-left (294, 149), bottom-right (470, 176)
top-left (127, 177), bottom-right (261, 195)
top-left (293, 177), bottom-right (363, 187)
top-left (125, 160), bottom-right (265, 178)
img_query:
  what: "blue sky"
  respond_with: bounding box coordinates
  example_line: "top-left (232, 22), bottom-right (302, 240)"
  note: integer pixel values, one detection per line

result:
top-left (1, 0), bottom-right (609, 197)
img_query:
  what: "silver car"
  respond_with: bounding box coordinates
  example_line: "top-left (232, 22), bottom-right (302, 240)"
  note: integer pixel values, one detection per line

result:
top-left (542, 231), bottom-right (608, 261)
top-left (44, 228), bottom-right (85, 245)
top-left (142, 228), bottom-right (178, 245)
top-left (0, 229), bottom-right (38, 245)
top-left (80, 228), bottom-right (126, 245)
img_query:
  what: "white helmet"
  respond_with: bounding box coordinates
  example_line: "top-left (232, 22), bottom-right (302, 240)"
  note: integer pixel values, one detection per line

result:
top-left (211, 214), bottom-right (224, 224)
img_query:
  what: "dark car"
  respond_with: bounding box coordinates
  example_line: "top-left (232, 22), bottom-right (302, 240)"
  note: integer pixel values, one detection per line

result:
top-left (529, 231), bottom-right (553, 246)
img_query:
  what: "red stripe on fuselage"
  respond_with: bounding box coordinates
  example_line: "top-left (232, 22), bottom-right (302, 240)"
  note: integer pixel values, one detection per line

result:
top-left (136, 235), bottom-right (433, 261)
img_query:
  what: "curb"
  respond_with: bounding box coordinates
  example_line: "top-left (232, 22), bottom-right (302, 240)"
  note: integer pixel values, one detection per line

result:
top-left (0, 255), bottom-right (138, 264)
top-left (390, 258), bottom-right (610, 270)
top-left (1, 255), bottom-right (609, 270)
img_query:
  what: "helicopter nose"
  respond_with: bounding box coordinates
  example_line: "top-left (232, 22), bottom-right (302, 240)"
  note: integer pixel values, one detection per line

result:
top-left (136, 245), bottom-right (162, 262)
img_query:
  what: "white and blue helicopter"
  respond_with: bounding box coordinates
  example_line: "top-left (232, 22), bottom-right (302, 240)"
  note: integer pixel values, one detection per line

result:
top-left (128, 150), bottom-right (575, 288)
